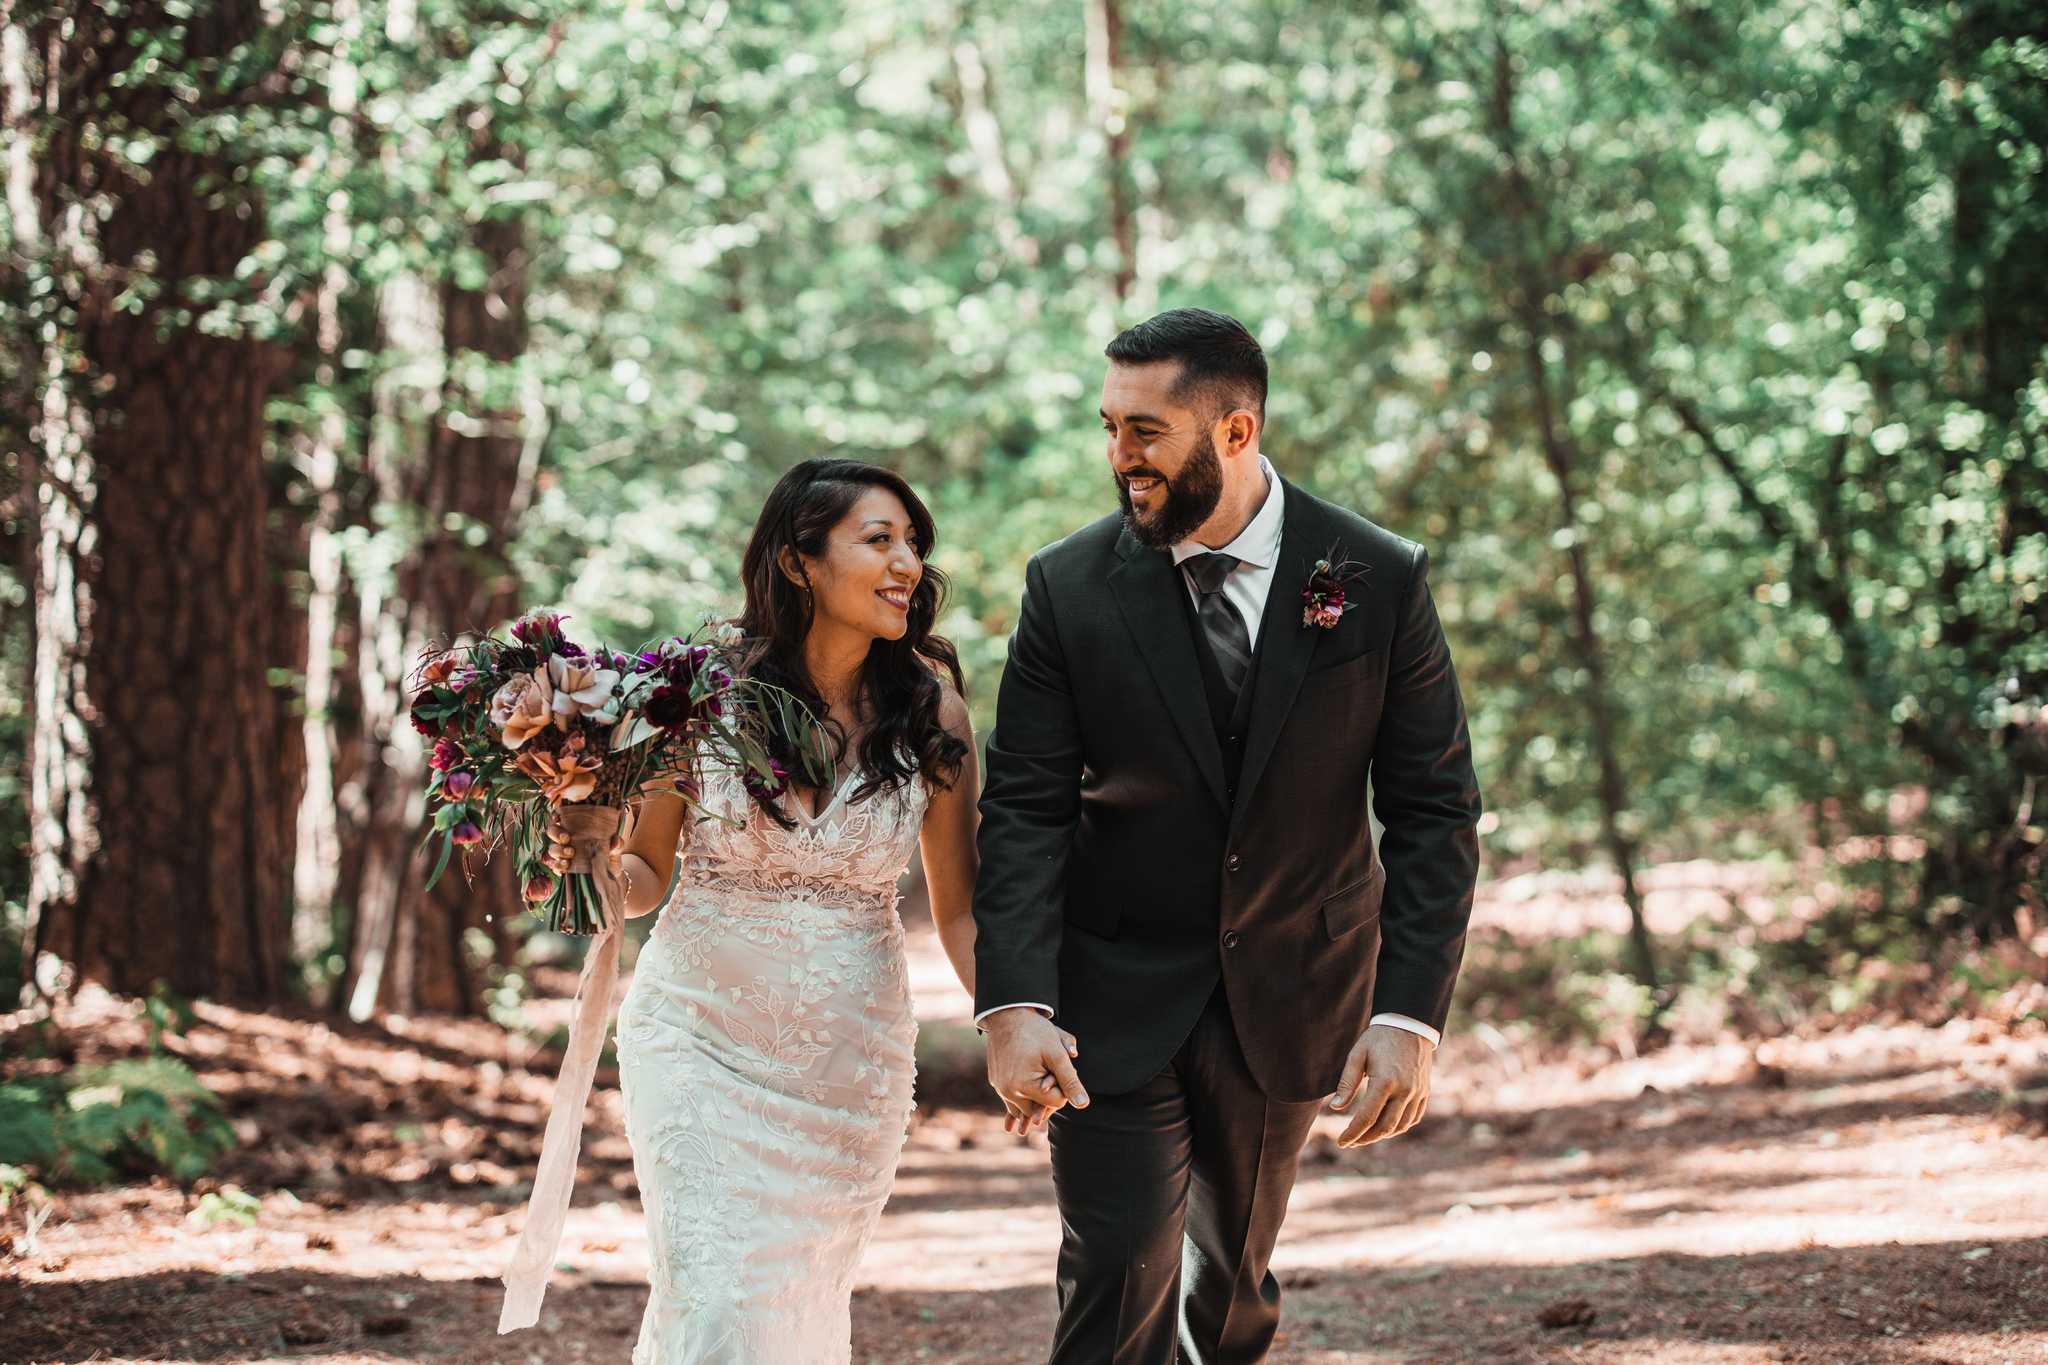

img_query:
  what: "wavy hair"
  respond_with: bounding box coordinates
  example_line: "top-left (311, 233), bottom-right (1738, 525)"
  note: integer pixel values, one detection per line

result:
top-left (735, 458), bottom-right (968, 822)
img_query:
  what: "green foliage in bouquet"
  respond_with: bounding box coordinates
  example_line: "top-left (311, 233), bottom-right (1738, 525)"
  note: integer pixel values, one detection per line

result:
top-left (409, 609), bottom-right (829, 934)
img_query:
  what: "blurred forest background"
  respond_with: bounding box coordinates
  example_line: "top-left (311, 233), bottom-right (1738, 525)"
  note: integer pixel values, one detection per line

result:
top-left (1, 0), bottom-right (2045, 1171)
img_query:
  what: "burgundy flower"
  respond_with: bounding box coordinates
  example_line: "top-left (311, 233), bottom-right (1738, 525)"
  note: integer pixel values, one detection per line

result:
top-left (742, 755), bottom-right (791, 801)
top-left (511, 610), bottom-right (569, 649)
top-left (643, 683), bottom-right (694, 731)
top-left (429, 738), bottom-right (462, 772)
top-left (409, 701), bottom-right (440, 737)
top-left (523, 872), bottom-right (556, 903)
top-left (444, 769), bottom-right (477, 800)
top-left (451, 819), bottom-right (485, 846)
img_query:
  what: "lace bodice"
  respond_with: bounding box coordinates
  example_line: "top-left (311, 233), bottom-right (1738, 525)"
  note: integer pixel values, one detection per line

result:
top-left (667, 762), bottom-right (931, 918)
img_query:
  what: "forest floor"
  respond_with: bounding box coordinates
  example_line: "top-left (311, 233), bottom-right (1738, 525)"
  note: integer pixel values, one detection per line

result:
top-left (5, 889), bottom-right (2048, 1364)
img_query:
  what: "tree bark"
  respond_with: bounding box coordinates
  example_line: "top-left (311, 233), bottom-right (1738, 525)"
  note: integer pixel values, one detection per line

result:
top-left (19, 0), bottom-right (298, 1004)
top-left (291, 0), bottom-right (364, 983)
top-left (341, 125), bottom-right (532, 1019)
top-left (1085, 0), bottom-right (1134, 302)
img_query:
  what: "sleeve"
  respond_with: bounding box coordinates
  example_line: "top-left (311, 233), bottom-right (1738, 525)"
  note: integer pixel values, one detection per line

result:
top-left (1367, 544), bottom-right (1483, 1035)
top-left (972, 553), bottom-right (1085, 1016)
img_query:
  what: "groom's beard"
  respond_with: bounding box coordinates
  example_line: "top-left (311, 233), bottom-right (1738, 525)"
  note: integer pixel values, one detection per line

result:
top-left (1117, 430), bottom-right (1225, 550)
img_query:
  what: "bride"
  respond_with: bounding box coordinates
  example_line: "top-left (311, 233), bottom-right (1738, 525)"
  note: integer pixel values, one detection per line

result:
top-left (517, 458), bottom-right (1070, 1362)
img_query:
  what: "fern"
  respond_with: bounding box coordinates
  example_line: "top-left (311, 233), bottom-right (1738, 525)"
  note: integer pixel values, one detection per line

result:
top-left (0, 1057), bottom-right (236, 1187)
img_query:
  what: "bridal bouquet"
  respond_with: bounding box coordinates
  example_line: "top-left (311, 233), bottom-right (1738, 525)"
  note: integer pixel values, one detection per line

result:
top-left (408, 608), bottom-right (825, 934)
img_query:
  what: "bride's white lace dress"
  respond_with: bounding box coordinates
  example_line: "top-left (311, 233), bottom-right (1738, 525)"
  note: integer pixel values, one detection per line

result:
top-left (615, 762), bottom-right (926, 1363)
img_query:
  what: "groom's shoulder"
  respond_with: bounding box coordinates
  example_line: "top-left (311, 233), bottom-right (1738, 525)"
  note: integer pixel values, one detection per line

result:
top-left (1288, 481), bottom-right (1423, 572)
top-left (1026, 511), bottom-right (1127, 578)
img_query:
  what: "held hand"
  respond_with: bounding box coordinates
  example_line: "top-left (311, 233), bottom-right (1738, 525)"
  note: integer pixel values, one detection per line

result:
top-left (999, 1026), bottom-right (1081, 1135)
top-left (543, 803), bottom-right (627, 877)
top-left (1327, 1023), bottom-right (1435, 1148)
top-left (982, 1011), bottom-right (1086, 1135)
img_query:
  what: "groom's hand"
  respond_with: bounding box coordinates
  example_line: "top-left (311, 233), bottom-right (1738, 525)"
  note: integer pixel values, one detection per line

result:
top-left (1327, 1023), bottom-right (1435, 1148)
top-left (982, 1010), bottom-right (1087, 1133)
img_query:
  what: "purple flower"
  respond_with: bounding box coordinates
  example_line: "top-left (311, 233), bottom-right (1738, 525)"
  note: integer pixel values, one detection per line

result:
top-left (451, 819), bottom-right (485, 847)
top-left (742, 755), bottom-right (791, 801)
top-left (510, 611), bottom-right (559, 645)
top-left (444, 769), bottom-right (476, 800)
top-left (429, 738), bottom-right (462, 772)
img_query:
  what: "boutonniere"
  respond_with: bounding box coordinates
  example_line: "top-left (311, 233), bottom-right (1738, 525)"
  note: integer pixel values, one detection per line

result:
top-left (1301, 548), bottom-right (1367, 630)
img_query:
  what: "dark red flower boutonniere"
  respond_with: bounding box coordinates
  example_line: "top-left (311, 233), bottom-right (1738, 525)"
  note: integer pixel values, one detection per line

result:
top-left (1301, 549), bottom-right (1367, 630)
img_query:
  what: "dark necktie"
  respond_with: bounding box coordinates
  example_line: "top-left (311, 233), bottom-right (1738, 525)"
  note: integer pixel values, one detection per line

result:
top-left (1182, 552), bottom-right (1252, 698)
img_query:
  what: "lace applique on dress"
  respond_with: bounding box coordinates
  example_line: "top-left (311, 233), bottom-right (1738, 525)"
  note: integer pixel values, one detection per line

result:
top-left (615, 762), bottom-right (928, 1364)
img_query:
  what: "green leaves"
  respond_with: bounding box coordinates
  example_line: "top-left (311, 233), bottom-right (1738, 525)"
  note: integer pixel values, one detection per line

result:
top-left (0, 1058), bottom-right (237, 1188)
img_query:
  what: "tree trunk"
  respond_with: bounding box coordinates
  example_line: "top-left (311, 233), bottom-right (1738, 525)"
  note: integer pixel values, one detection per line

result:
top-left (1485, 31), bottom-right (1659, 1000)
top-left (19, 0), bottom-right (297, 1004)
top-left (292, 0), bottom-right (365, 988)
top-left (341, 130), bottom-right (532, 1019)
top-left (1085, 0), bottom-right (1134, 302)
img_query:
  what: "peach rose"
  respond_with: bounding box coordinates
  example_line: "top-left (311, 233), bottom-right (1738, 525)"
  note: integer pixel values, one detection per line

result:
top-left (489, 667), bottom-right (557, 749)
top-left (547, 655), bottom-right (622, 723)
top-left (513, 747), bottom-right (604, 803)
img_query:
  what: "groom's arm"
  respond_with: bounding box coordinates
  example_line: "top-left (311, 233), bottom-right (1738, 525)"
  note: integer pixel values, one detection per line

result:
top-left (1367, 543), bottom-right (1483, 1035)
top-left (973, 553), bottom-right (1084, 1017)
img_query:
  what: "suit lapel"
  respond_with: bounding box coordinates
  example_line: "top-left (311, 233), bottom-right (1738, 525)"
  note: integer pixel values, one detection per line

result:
top-left (1108, 528), bottom-right (1229, 813)
top-left (1230, 480), bottom-right (1327, 838)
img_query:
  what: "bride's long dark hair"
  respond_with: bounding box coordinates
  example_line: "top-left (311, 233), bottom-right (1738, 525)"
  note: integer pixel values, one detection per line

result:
top-left (735, 459), bottom-right (969, 820)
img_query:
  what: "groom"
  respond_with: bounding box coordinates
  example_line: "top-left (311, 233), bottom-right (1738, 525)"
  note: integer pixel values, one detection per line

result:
top-left (973, 308), bottom-right (1482, 1363)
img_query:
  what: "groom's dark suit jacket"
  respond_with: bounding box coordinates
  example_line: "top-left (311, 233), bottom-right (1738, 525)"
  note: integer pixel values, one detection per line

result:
top-left (972, 477), bottom-right (1483, 1102)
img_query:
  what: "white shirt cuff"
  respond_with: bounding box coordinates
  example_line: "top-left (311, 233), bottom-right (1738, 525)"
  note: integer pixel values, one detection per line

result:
top-left (1368, 1012), bottom-right (1441, 1047)
top-left (974, 1002), bottom-right (1054, 1028)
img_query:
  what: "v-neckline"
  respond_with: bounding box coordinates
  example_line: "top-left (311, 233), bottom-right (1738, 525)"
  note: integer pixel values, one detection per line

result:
top-left (788, 764), bottom-right (860, 828)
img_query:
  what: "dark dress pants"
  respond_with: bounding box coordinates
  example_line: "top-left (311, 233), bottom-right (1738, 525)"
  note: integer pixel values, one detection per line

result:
top-left (1045, 984), bottom-right (1324, 1364)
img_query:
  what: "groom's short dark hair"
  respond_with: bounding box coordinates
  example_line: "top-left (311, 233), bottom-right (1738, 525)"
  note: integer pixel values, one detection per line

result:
top-left (1105, 308), bottom-right (1267, 423)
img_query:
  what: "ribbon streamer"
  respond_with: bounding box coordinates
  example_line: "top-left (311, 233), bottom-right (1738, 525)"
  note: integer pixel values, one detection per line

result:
top-left (496, 851), bottom-right (628, 1333)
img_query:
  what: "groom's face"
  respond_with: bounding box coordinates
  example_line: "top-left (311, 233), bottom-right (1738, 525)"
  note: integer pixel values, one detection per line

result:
top-left (1101, 361), bottom-right (1226, 550)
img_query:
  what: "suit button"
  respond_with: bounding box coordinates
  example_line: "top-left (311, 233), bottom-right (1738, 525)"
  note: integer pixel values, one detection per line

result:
top-left (1223, 930), bottom-right (1242, 949)
top-left (1225, 853), bottom-right (1242, 872)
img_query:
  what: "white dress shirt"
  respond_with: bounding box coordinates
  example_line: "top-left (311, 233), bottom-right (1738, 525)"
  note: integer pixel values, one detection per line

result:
top-left (977, 456), bottom-right (1440, 1048)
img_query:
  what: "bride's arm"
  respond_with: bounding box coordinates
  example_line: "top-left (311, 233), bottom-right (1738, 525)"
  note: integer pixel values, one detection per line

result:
top-left (618, 780), bottom-right (691, 919)
top-left (919, 685), bottom-right (981, 996)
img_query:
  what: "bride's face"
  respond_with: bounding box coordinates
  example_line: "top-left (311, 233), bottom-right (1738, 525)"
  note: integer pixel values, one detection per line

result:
top-left (792, 488), bottom-right (925, 644)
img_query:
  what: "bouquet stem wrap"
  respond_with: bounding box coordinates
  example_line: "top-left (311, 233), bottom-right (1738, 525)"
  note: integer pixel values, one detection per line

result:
top-left (496, 813), bottom-right (630, 1333)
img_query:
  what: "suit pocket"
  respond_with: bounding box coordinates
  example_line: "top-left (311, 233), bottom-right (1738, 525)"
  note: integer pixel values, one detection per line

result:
top-left (1300, 649), bottom-right (1385, 689)
top-left (1320, 862), bottom-right (1385, 940)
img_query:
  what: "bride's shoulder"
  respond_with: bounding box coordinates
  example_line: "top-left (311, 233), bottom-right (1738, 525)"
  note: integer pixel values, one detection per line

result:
top-left (933, 676), bottom-right (971, 740)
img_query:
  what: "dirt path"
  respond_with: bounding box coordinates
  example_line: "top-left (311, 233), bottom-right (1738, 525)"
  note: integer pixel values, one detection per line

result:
top-left (5, 927), bottom-right (2046, 1363)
